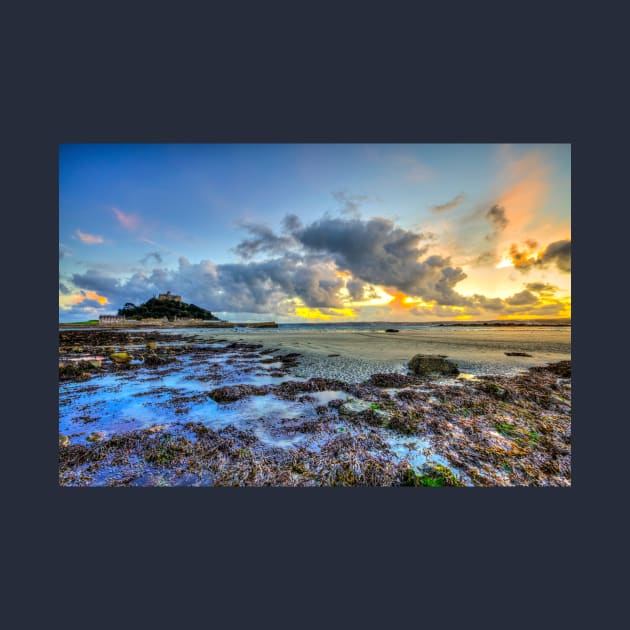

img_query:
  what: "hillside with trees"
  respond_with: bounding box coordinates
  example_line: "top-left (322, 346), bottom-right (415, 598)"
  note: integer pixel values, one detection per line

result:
top-left (118, 297), bottom-right (220, 321)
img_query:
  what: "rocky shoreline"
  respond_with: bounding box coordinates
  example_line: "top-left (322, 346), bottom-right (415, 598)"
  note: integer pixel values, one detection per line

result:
top-left (59, 329), bottom-right (571, 487)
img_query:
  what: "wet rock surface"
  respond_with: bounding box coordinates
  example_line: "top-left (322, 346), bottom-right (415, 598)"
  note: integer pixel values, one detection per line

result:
top-left (59, 329), bottom-right (571, 487)
top-left (408, 354), bottom-right (460, 376)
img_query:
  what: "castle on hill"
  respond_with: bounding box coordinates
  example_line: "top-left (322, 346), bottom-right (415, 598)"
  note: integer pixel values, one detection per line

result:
top-left (157, 291), bottom-right (181, 302)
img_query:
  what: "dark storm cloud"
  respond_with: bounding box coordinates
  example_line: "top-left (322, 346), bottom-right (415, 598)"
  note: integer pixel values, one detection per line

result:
top-left (233, 222), bottom-right (295, 259)
top-left (59, 282), bottom-right (71, 295)
top-left (485, 204), bottom-right (509, 233)
top-left (295, 216), bottom-right (468, 305)
top-left (430, 193), bottom-right (465, 213)
top-left (510, 239), bottom-right (571, 274)
top-left (140, 251), bottom-right (163, 265)
top-left (540, 239), bottom-right (571, 273)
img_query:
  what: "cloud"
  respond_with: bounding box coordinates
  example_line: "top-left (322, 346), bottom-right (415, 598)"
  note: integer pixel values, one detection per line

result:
top-left (509, 239), bottom-right (571, 273)
top-left (504, 290), bottom-right (537, 306)
top-left (68, 212), bottom-right (570, 321)
top-left (472, 251), bottom-right (496, 267)
top-left (346, 279), bottom-right (379, 301)
top-left (296, 216), bottom-right (468, 304)
top-left (485, 204), bottom-right (509, 233)
top-left (524, 282), bottom-right (558, 296)
top-left (113, 207), bottom-right (140, 230)
top-left (333, 191), bottom-right (368, 217)
top-left (140, 251), bottom-right (163, 265)
top-left (430, 193), bottom-right (465, 213)
top-left (540, 239), bottom-right (571, 273)
top-left (72, 252), bottom-right (348, 315)
top-left (59, 289), bottom-right (109, 312)
top-left (282, 214), bottom-right (302, 234)
top-left (73, 229), bottom-right (104, 244)
top-left (233, 222), bottom-right (295, 259)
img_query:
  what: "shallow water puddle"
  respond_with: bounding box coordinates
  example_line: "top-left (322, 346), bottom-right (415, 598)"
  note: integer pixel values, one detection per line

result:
top-left (384, 433), bottom-right (453, 471)
top-left (298, 390), bottom-right (351, 405)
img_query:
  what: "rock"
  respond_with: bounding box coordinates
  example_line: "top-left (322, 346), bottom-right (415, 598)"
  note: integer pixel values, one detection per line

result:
top-left (109, 352), bottom-right (132, 364)
top-left (71, 346), bottom-right (83, 353)
top-left (208, 384), bottom-right (269, 403)
top-left (146, 341), bottom-right (158, 351)
top-left (59, 434), bottom-right (70, 447)
top-left (88, 360), bottom-right (102, 369)
top-left (505, 352), bottom-right (532, 357)
top-left (385, 329), bottom-right (399, 333)
top-left (408, 354), bottom-right (459, 376)
top-left (86, 431), bottom-right (106, 443)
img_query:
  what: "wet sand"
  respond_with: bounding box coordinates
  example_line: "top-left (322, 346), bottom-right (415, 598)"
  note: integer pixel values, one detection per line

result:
top-left (205, 327), bottom-right (571, 379)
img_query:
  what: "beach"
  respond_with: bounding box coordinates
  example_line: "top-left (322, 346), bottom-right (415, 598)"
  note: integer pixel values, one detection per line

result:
top-left (205, 326), bottom-right (571, 379)
top-left (59, 325), bottom-right (571, 487)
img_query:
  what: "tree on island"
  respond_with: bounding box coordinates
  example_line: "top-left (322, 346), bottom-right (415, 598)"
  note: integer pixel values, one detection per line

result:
top-left (117, 296), bottom-right (220, 321)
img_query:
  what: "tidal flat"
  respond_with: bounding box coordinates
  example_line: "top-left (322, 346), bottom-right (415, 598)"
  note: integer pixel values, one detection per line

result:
top-left (58, 327), bottom-right (571, 487)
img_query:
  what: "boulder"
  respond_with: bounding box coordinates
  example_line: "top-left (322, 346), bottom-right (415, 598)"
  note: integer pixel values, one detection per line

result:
top-left (385, 329), bottom-right (399, 333)
top-left (408, 354), bottom-right (459, 376)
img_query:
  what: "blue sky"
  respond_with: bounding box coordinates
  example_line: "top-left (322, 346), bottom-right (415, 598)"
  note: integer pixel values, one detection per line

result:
top-left (59, 143), bottom-right (571, 322)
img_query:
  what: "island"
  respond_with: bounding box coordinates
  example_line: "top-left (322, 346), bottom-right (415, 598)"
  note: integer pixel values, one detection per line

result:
top-left (59, 292), bottom-right (278, 328)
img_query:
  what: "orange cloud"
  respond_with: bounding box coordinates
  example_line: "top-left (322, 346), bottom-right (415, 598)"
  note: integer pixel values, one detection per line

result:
top-left (113, 207), bottom-right (140, 230)
top-left (74, 229), bottom-right (104, 244)
top-left (385, 290), bottom-right (433, 314)
top-left (68, 291), bottom-right (108, 306)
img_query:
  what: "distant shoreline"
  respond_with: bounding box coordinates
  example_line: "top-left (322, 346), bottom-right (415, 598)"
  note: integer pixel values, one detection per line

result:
top-left (58, 318), bottom-right (570, 329)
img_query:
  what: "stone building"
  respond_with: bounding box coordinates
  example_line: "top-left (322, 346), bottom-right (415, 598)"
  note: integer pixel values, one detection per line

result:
top-left (99, 315), bottom-right (127, 326)
top-left (158, 291), bottom-right (182, 302)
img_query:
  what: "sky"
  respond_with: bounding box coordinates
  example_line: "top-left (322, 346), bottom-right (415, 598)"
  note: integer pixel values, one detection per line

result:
top-left (59, 144), bottom-right (571, 323)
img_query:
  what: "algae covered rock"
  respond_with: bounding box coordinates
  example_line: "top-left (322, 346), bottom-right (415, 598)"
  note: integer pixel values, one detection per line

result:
top-left (109, 352), bottom-right (132, 364)
top-left (146, 341), bottom-right (158, 351)
top-left (408, 354), bottom-right (459, 376)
